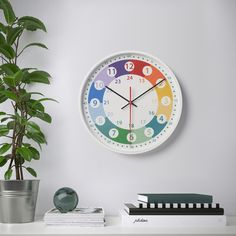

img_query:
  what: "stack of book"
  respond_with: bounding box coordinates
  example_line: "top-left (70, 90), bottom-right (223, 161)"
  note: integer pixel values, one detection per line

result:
top-left (44, 207), bottom-right (105, 226)
top-left (121, 193), bottom-right (226, 226)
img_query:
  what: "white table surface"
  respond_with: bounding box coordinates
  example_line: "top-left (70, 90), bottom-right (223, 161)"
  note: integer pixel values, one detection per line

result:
top-left (0, 216), bottom-right (236, 235)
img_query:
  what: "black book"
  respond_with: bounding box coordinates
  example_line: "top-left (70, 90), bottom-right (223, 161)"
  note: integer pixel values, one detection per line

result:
top-left (124, 203), bottom-right (224, 215)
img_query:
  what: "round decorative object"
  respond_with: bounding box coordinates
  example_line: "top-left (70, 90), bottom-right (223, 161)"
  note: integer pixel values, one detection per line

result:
top-left (53, 187), bottom-right (78, 213)
top-left (80, 51), bottom-right (182, 154)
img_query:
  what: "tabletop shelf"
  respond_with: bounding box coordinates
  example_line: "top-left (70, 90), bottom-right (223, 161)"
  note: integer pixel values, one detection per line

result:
top-left (1, 216), bottom-right (236, 235)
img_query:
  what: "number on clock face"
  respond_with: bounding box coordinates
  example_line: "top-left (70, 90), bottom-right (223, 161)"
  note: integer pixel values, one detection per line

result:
top-left (81, 52), bottom-right (182, 154)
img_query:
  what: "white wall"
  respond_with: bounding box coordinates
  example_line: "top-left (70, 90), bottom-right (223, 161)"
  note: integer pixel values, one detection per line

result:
top-left (2, 0), bottom-right (236, 216)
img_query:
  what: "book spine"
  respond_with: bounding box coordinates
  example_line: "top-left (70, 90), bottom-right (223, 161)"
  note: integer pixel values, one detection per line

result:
top-left (120, 212), bottom-right (227, 227)
top-left (139, 195), bottom-right (213, 203)
top-left (126, 208), bottom-right (224, 215)
top-left (125, 203), bottom-right (224, 215)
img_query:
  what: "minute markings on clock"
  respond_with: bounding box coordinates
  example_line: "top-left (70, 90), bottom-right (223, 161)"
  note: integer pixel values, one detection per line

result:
top-left (82, 53), bottom-right (182, 153)
top-left (121, 78), bottom-right (166, 109)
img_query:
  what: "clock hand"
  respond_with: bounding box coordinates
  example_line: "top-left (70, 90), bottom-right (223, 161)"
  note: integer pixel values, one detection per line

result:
top-left (129, 86), bottom-right (132, 136)
top-left (121, 78), bottom-right (166, 109)
top-left (105, 85), bottom-right (137, 107)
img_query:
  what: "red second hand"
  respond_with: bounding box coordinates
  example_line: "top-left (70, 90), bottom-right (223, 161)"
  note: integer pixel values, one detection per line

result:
top-left (129, 86), bottom-right (132, 138)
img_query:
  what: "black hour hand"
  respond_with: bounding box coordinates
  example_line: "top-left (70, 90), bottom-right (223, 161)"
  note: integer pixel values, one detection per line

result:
top-left (105, 86), bottom-right (137, 107)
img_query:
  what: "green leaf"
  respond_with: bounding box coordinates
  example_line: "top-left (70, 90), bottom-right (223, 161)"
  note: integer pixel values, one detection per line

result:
top-left (10, 113), bottom-right (26, 125)
top-left (19, 43), bottom-right (48, 57)
top-left (29, 92), bottom-right (44, 97)
top-left (0, 125), bottom-right (9, 136)
top-left (18, 16), bottom-right (46, 32)
top-left (26, 121), bottom-right (41, 133)
top-left (16, 147), bottom-right (32, 162)
top-left (4, 169), bottom-right (12, 180)
top-left (0, 143), bottom-right (11, 155)
top-left (0, 90), bottom-right (17, 101)
top-left (6, 120), bottom-right (14, 129)
top-left (6, 27), bottom-right (23, 45)
top-left (0, 84), bottom-right (5, 91)
top-left (27, 99), bottom-right (45, 113)
top-left (1, 116), bottom-right (11, 123)
top-left (0, 0), bottom-right (16, 25)
top-left (28, 147), bottom-right (40, 160)
top-left (0, 63), bottom-right (20, 75)
top-left (26, 131), bottom-right (46, 144)
top-left (0, 112), bottom-right (6, 116)
top-left (35, 70), bottom-right (51, 77)
top-left (22, 42), bottom-right (48, 51)
top-left (20, 94), bottom-right (31, 102)
top-left (27, 70), bottom-right (50, 84)
top-left (0, 43), bottom-right (15, 59)
top-left (15, 70), bottom-right (23, 83)
top-left (22, 143), bottom-right (31, 147)
top-left (3, 70), bottom-right (23, 87)
top-left (21, 70), bottom-right (30, 83)
top-left (3, 76), bottom-right (15, 87)
top-left (7, 121), bottom-right (21, 133)
top-left (27, 98), bottom-right (56, 116)
top-left (0, 33), bottom-right (6, 44)
top-left (0, 85), bottom-right (7, 103)
top-left (17, 156), bottom-right (25, 165)
top-left (26, 167), bottom-right (37, 177)
top-left (0, 94), bottom-right (7, 103)
top-left (34, 103), bottom-right (45, 112)
top-left (36, 98), bottom-right (58, 103)
top-left (35, 112), bottom-right (52, 123)
top-left (0, 156), bottom-right (8, 167)
top-left (19, 90), bottom-right (31, 102)
top-left (7, 121), bottom-right (24, 132)
top-left (0, 23), bottom-right (7, 34)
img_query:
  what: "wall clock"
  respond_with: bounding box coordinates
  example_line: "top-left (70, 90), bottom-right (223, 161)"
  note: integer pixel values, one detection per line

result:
top-left (80, 52), bottom-right (182, 154)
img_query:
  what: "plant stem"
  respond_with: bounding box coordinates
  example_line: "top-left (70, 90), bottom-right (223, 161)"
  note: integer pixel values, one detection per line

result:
top-left (17, 132), bottom-right (25, 180)
top-left (14, 33), bottom-right (22, 65)
top-left (3, 135), bottom-right (13, 139)
top-left (19, 165), bottom-right (23, 180)
top-left (9, 32), bottom-right (23, 180)
top-left (15, 163), bottom-right (20, 179)
top-left (0, 56), bottom-right (8, 63)
top-left (8, 99), bottom-right (21, 179)
top-left (8, 118), bottom-right (17, 174)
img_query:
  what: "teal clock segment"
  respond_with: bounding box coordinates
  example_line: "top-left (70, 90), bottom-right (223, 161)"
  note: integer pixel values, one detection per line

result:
top-left (80, 52), bottom-right (182, 154)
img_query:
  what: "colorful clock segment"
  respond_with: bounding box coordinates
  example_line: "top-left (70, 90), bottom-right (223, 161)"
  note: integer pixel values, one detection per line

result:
top-left (81, 52), bottom-right (182, 154)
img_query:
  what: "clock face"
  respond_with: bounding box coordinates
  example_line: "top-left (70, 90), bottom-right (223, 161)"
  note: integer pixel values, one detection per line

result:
top-left (80, 52), bottom-right (182, 154)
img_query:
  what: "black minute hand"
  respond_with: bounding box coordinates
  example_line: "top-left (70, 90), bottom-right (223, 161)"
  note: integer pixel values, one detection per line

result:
top-left (121, 78), bottom-right (166, 109)
top-left (105, 86), bottom-right (137, 107)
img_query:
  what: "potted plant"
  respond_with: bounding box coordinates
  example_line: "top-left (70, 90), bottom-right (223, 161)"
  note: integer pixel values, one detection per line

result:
top-left (0, 0), bottom-right (55, 223)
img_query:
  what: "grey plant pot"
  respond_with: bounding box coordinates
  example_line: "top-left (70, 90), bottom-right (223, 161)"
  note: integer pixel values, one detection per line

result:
top-left (0, 180), bottom-right (39, 223)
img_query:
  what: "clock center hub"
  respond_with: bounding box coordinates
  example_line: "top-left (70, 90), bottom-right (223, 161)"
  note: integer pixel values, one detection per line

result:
top-left (103, 74), bottom-right (158, 130)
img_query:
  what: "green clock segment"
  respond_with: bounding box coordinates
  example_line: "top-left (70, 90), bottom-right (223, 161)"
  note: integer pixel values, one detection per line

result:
top-left (80, 52), bottom-right (182, 154)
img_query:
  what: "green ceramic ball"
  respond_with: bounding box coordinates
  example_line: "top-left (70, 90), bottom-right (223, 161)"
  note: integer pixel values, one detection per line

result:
top-left (53, 187), bottom-right (78, 213)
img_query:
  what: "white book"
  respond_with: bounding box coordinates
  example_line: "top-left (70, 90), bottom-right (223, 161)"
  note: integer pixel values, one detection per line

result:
top-left (45, 222), bottom-right (105, 227)
top-left (45, 218), bottom-right (105, 223)
top-left (44, 208), bottom-right (105, 225)
top-left (120, 210), bottom-right (227, 227)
